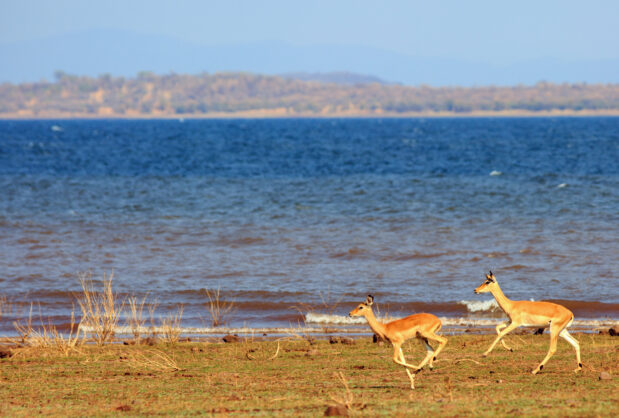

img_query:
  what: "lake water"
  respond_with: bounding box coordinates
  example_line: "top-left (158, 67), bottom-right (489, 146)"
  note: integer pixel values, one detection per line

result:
top-left (0, 118), bottom-right (617, 335)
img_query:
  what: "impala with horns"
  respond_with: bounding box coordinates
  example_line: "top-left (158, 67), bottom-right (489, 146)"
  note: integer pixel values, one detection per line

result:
top-left (475, 271), bottom-right (582, 374)
top-left (349, 295), bottom-right (447, 389)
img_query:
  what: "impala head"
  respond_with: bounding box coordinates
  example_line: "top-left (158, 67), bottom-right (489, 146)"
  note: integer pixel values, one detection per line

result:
top-left (349, 294), bottom-right (374, 317)
top-left (475, 271), bottom-right (497, 294)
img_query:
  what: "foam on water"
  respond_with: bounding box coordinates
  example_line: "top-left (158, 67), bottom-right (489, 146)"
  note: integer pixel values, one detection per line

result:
top-left (305, 312), bottom-right (367, 325)
top-left (78, 324), bottom-right (360, 336)
top-left (458, 299), bottom-right (500, 312)
top-left (303, 312), bottom-right (618, 328)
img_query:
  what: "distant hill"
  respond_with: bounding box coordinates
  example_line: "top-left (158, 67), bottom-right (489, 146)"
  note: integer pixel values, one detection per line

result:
top-left (1, 71), bottom-right (618, 118)
top-left (280, 72), bottom-right (393, 86)
top-left (1, 29), bottom-right (619, 86)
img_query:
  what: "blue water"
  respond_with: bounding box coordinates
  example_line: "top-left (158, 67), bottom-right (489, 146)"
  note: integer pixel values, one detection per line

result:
top-left (0, 118), bottom-right (617, 329)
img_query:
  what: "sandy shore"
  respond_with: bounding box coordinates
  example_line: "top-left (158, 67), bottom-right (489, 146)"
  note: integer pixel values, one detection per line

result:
top-left (2, 109), bottom-right (619, 119)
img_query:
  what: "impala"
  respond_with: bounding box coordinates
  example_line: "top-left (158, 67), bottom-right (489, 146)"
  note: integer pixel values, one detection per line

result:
top-left (475, 271), bottom-right (582, 374)
top-left (349, 295), bottom-right (447, 389)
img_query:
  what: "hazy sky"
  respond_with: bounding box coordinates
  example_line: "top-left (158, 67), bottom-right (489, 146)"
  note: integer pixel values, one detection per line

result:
top-left (2, 0), bottom-right (618, 64)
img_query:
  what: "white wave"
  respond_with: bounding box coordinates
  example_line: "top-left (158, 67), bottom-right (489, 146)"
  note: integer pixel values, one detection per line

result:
top-left (440, 317), bottom-right (501, 326)
top-left (78, 324), bottom-right (362, 336)
top-left (489, 170), bottom-right (502, 176)
top-left (440, 317), bottom-right (618, 328)
top-left (305, 312), bottom-right (367, 325)
top-left (557, 183), bottom-right (568, 188)
top-left (51, 125), bottom-right (63, 132)
top-left (78, 317), bottom-right (618, 336)
top-left (458, 299), bottom-right (500, 312)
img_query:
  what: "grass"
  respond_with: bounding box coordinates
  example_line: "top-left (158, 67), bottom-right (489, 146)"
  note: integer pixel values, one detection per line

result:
top-left (160, 305), bottom-right (184, 344)
top-left (77, 272), bottom-right (123, 346)
top-left (0, 334), bottom-right (616, 416)
top-left (126, 295), bottom-right (148, 343)
top-left (203, 287), bottom-right (235, 327)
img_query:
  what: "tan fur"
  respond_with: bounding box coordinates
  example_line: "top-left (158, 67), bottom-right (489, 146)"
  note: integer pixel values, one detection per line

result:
top-left (349, 296), bottom-right (447, 389)
top-left (475, 272), bottom-right (582, 374)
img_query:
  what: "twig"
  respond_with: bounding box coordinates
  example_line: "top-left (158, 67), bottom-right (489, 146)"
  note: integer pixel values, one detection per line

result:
top-left (328, 372), bottom-right (354, 412)
top-left (454, 358), bottom-right (482, 365)
top-left (203, 287), bottom-right (236, 327)
top-left (127, 349), bottom-right (182, 372)
top-left (246, 341), bottom-right (281, 361)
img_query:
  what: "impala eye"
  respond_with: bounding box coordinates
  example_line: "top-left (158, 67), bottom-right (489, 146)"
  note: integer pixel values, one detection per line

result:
top-left (359, 306), bottom-right (364, 310)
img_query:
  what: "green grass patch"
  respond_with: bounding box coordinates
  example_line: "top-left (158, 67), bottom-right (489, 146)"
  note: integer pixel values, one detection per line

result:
top-left (0, 334), bottom-right (617, 416)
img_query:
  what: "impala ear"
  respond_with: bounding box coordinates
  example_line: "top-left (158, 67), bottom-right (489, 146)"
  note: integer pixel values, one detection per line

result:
top-left (365, 294), bottom-right (374, 306)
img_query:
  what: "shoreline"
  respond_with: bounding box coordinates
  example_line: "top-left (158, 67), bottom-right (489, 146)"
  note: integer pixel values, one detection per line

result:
top-left (2, 317), bottom-right (616, 341)
top-left (2, 109), bottom-right (619, 120)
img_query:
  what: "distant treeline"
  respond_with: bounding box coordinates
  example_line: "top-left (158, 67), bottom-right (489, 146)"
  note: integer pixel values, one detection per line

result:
top-left (1, 71), bottom-right (618, 117)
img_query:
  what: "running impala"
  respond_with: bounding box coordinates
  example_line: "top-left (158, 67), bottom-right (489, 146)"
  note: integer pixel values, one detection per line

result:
top-left (349, 295), bottom-right (447, 389)
top-left (475, 271), bottom-right (582, 374)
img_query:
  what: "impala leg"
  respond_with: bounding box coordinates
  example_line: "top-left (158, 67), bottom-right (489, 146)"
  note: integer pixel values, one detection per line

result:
top-left (532, 325), bottom-right (560, 375)
top-left (559, 329), bottom-right (582, 373)
top-left (392, 342), bottom-right (421, 370)
top-left (416, 338), bottom-right (435, 370)
top-left (419, 331), bottom-right (447, 368)
top-left (483, 322), bottom-right (519, 356)
top-left (398, 349), bottom-right (416, 389)
top-left (496, 322), bottom-right (513, 352)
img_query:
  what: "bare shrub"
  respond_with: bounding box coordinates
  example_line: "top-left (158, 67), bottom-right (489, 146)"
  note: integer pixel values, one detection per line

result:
top-left (328, 372), bottom-right (354, 413)
top-left (13, 304), bottom-right (81, 355)
top-left (291, 290), bottom-right (344, 335)
top-left (286, 322), bottom-right (317, 346)
top-left (126, 295), bottom-right (148, 343)
top-left (160, 305), bottom-right (183, 343)
top-left (76, 271), bottom-right (124, 345)
top-left (203, 288), bottom-right (235, 327)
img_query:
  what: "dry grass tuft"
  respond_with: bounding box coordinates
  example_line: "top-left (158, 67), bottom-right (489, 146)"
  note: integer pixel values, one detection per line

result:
top-left (12, 303), bottom-right (34, 345)
top-left (76, 271), bottom-right (124, 345)
top-left (161, 305), bottom-right (184, 344)
top-left (292, 290), bottom-right (344, 320)
top-left (12, 304), bottom-right (81, 355)
top-left (203, 288), bottom-right (235, 327)
top-left (127, 349), bottom-right (181, 372)
top-left (126, 295), bottom-right (148, 343)
top-left (328, 371), bottom-right (354, 413)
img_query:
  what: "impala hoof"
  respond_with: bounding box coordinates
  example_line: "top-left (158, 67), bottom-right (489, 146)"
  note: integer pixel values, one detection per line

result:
top-left (509, 348), bottom-right (514, 352)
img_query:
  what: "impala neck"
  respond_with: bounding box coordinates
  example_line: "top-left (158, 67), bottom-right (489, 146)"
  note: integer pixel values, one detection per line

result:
top-left (490, 283), bottom-right (514, 315)
top-left (363, 308), bottom-right (388, 340)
